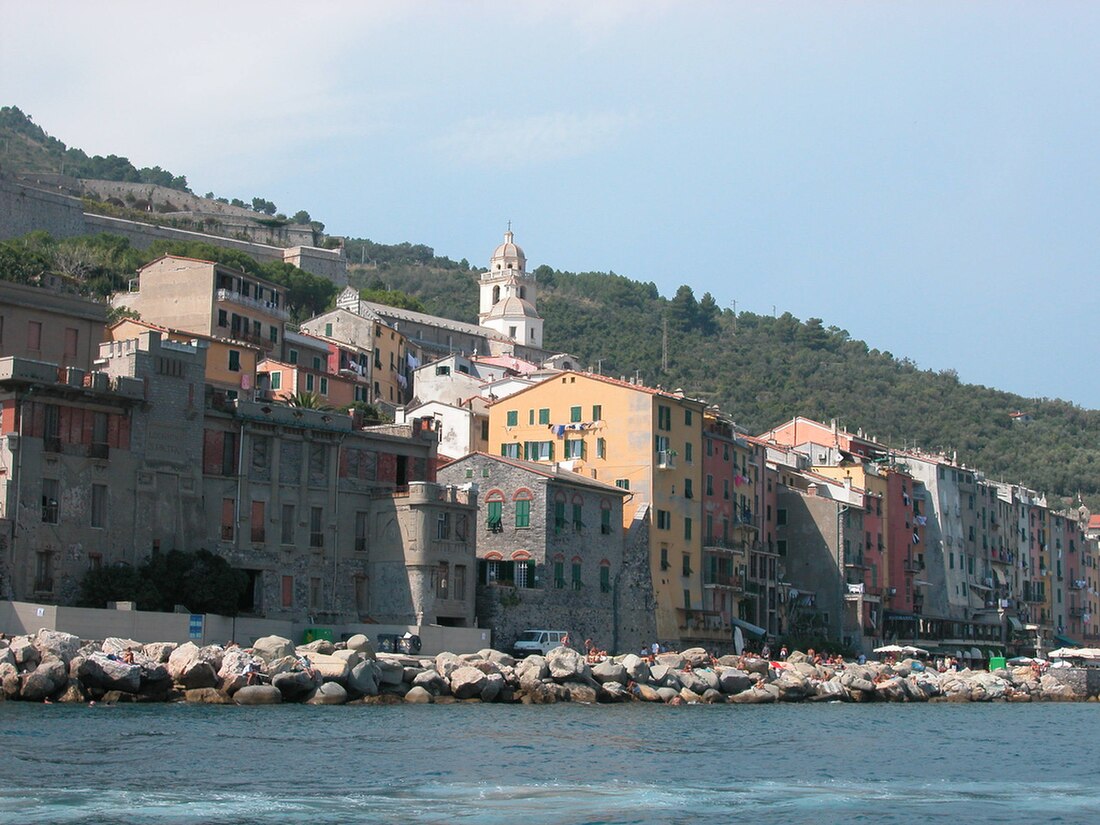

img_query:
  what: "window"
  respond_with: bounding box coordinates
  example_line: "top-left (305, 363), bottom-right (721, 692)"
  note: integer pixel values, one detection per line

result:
top-left (310, 577), bottom-right (322, 610)
top-left (573, 502), bottom-right (583, 531)
top-left (437, 512), bottom-right (451, 539)
top-left (41, 479), bottom-right (59, 523)
top-left (250, 500), bottom-right (265, 543)
top-left (453, 565), bottom-right (466, 600)
top-left (528, 409), bottom-right (534, 425)
top-left (64, 327), bottom-right (78, 358)
top-left (601, 503), bottom-right (612, 534)
top-left (682, 553), bottom-right (692, 577)
top-left (306, 374), bottom-right (315, 392)
top-left (655, 435), bottom-right (670, 453)
top-left (487, 498), bottom-right (503, 532)
top-left (501, 443), bottom-right (521, 459)
top-left (312, 356), bottom-right (322, 371)
top-left (310, 506), bottom-right (324, 547)
top-left (685, 409), bottom-right (692, 425)
top-left (269, 326), bottom-right (279, 344)
top-left (281, 576), bottom-right (294, 608)
top-left (615, 479), bottom-right (630, 490)
top-left (685, 442), bottom-right (693, 463)
top-left (657, 405), bottom-right (671, 431)
top-left (684, 517), bottom-right (693, 540)
top-left (564, 439), bottom-right (585, 459)
top-left (572, 559), bottom-right (583, 590)
top-left (281, 504), bottom-right (295, 545)
top-left (777, 508), bottom-right (788, 526)
top-left (436, 562), bottom-right (449, 598)
top-left (684, 479), bottom-right (694, 499)
top-left (777, 539), bottom-right (787, 556)
top-left (221, 497), bottom-right (235, 540)
top-left (325, 323), bottom-right (333, 337)
top-left (538, 408), bottom-right (550, 425)
top-left (228, 350), bottom-right (241, 372)
top-left (570, 405), bottom-right (582, 423)
top-left (554, 496), bottom-right (567, 530)
top-left (270, 372), bottom-right (282, 390)
top-left (657, 509), bottom-right (671, 530)
top-left (515, 496), bottom-right (531, 528)
top-left (661, 546), bottom-right (670, 570)
top-left (554, 559), bottom-right (565, 588)
top-left (218, 309), bottom-right (228, 328)
top-left (319, 377), bottom-right (329, 396)
top-left (27, 321), bottom-right (42, 351)
top-left (221, 432), bottom-right (237, 476)
top-left (91, 484), bottom-right (107, 528)
top-left (355, 511), bottom-right (368, 552)
top-left (706, 439), bottom-right (713, 457)
top-left (596, 438), bottom-right (606, 459)
top-left (592, 405), bottom-right (602, 421)
top-left (524, 441), bottom-right (554, 461)
top-left (506, 410), bottom-right (518, 427)
top-left (34, 551), bottom-right (52, 592)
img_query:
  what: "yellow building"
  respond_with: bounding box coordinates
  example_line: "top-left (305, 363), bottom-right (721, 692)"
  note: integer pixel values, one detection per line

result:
top-left (488, 371), bottom-right (706, 646)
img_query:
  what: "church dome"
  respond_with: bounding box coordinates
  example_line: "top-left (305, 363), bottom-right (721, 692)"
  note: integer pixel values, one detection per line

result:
top-left (490, 230), bottom-right (525, 271)
top-left (485, 295), bottom-right (539, 319)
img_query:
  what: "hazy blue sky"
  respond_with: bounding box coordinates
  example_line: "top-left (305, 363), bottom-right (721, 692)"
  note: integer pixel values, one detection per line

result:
top-left (4, 2), bottom-right (1100, 406)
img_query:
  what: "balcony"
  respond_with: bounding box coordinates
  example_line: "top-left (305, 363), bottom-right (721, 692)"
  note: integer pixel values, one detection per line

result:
top-left (903, 558), bottom-right (924, 572)
top-left (1070, 606), bottom-right (1085, 618)
top-left (703, 537), bottom-right (741, 555)
top-left (702, 571), bottom-right (743, 591)
top-left (674, 608), bottom-right (732, 639)
top-left (657, 450), bottom-right (676, 470)
top-left (216, 288), bottom-right (290, 321)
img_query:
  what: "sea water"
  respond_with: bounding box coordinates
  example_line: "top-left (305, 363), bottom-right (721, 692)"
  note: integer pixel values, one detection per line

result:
top-left (2, 701), bottom-right (1098, 824)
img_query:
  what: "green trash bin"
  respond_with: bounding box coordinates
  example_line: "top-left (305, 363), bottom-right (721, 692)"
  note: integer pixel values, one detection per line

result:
top-left (989, 656), bottom-right (1006, 671)
top-left (303, 627), bottom-right (334, 644)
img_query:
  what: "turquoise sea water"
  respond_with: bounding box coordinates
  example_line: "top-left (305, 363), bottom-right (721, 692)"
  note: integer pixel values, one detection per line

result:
top-left (2, 701), bottom-right (1098, 825)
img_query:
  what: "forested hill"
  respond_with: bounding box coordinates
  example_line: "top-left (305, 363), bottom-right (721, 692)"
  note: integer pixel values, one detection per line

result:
top-left (375, 261), bottom-right (1100, 507)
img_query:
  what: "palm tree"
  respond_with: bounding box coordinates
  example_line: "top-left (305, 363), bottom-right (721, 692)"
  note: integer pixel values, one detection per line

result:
top-left (285, 391), bottom-right (333, 411)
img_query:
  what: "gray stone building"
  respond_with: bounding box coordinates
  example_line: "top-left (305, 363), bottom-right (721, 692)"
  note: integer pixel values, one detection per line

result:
top-left (437, 452), bottom-right (655, 654)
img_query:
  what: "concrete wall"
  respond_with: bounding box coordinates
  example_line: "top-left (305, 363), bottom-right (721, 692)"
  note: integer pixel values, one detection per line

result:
top-left (0, 177), bottom-right (86, 241)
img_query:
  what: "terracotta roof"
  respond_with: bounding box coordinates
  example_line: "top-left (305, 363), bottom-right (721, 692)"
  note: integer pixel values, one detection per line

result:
top-left (109, 317), bottom-right (262, 351)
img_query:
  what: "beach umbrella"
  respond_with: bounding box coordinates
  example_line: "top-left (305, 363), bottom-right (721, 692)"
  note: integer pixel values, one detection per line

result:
top-left (901, 645), bottom-right (929, 657)
top-left (873, 644), bottom-right (906, 654)
top-left (1048, 647), bottom-right (1078, 658)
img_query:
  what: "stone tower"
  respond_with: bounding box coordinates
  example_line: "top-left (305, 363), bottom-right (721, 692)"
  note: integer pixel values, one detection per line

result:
top-left (478, 229), bottom-right (543, 348)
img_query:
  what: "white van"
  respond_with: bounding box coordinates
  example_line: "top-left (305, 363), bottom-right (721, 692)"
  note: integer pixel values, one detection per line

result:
top-left (512, 630), bottom-right (569, 658)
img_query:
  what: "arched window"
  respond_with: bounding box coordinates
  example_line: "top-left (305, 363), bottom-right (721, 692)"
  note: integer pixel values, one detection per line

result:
top-left (553, 492), bottom-right (566, 530)
top-left (599, 559), bottom-right (611, 593)
top-left (518, 286), bottom-right (526, 299)
top-left (552, 553), bottom-right (565, 588)
top-left (571, 555), bottom-right (583, 590)
top-left (571, 495), bottom-right (584, 532)
top-left (492, 285), bottom-right (500, 303)
top-left (600, 499), bottom-right (613, 534)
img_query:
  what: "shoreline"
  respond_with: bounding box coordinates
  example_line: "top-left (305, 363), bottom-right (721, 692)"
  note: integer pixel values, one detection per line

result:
top-left (3, 628), bottom-right (1096, 706)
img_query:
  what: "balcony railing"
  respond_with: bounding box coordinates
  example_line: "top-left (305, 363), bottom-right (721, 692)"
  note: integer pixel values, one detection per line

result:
top-left (702, 572), bottom-right (743, 590)
top-left (657, 450), bottom-right (675, 470)
top-left (216, 288), bottom-right (290, 321)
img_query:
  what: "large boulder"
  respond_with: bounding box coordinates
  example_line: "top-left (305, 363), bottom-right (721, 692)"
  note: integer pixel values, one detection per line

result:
top-left (434, 652), bottom-right (463, 679)
top-left (547, 647), bottom-right (589, 682)
top-left (56, 679), bottom-right (86, 704)
top-left (302, 653), bottom-right (350, 684)
top-left (78, 652), bottom-right (142, 694)
top-left (599, 681), bottom-right (630, 702)
top-left (143, 642), bottom-right (178, 664)
top-left (681, 648), bottom-right (711, 669)
top-left (234, 685), bottom-right (282, 705)
top-left (411, 669), bottom-right (447, 696)
top-left (515, 655), bottom-right (548, 687)
top-left (450, 666), bottom-right (488, 700)
top-left (375, 658), bottom-right (405, 687)
top-left (621, 654), bottom-right (650, 684)
top-left (348, 661), bottom-right (381, 697)
top-left (9, 636), bottom-right (39, 669)
top-left (184, 687), bottom-right (232, 704)
top-left (405, 685), bottom-right (432, 704)
top-left (34, 629), bottom-right (81, 665)
top-left (101, 637), bottom-right (143, 658)
top-left (297, 639), bottom-right (337, 656)
top-left (656, 686), bottom-right (679, 703)
top-left (730, 683), bottom-right (780, 704)
top-left (306, 682), bottom-right (348, 705)
top-left (740, 656), bottom-right (770, 676)
top-left (0, 647), bottom-right (15, 670)
top-left (676, 669), bottom-right (710, 695)
top-left (874, 676), bottom-right (908, 702)
top-left (635, 683), bottom-right (661, 702)
top-left (166, 643), bottom-right (201, 680)
top-left (811, 678), bottom-right (848, 701)
top-left (1040, 673), bottom-right (1081, 701)
top-left (218, 647), bottom-right (264, 695)
top-left (332, 650), bottom-right (363, 669)
top-left (252, 636), bottom-right (295, 663)
top-left (345, 634), bottom-right (376, 660)
top-left (0, 662), bottom-right (20, 699)
top-left (654, 652), bottom-right (686, 670)
top-left (717, 668), bottom-right (753, 695)
top-left (773, 669), bottom-right (811, 701)
top-left (560, 681), bottom-right (598, 703)
top-left (591, 661), bottom-right (628, 685)
top-left (480, 673), bottom-right (505, 703)
top-left (21, 656), bottom-right (68, 701)
top-left (478, 649), bottom-right (516, 668)
top-left (272, 670), bottom-right (319, 701)
top-left (679, 687), bottom-right (703, 704)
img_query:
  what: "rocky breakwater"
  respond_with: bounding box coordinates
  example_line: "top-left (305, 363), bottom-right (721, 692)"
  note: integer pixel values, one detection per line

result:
top-left (0, 633), bottom-right (1093, 706)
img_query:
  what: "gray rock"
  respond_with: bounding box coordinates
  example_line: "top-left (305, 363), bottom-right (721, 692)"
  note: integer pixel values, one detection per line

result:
top-left (773, 670), bottom-right (811, 701)
top-left (785, 650), bottom-right (810, 664)
top-left (656, 686), bottom-right (680, 703)
top-left (21, 656), bottom-right (68, 701)
top-left (478, 649), bottom-right (516, 667)
top-left (434, 652), bottom-right (463, 679)
top-left (375, 659), bottom-right (405, 687)
top-left (79, 652), bottom-right (142, 693)
top-left (9, 636), bottom-right (38, 669)
top-left (874, 676), bottom-right (907, 702)
top-left (348, 661), bottom-right (381, 697)
top-left (717, 667), bottom-right (753, 694)
top-left (251, 635), bottom-right (296, 663)
top-left (703, 688), bottom-right (726, 704)
top-left (0, 647), bottom-right (14, 670)
top-left (654, 652), bottom-right (686, 670)
top-left (56, 679), bottom-right (86, 704)
top-left (547, 647), bottom-right (589, 682)
top-left (143, 642), bottom-right (178, 663)
top-left (167, 643), bottom-right (201, 680)
top-left (196, 645), bottom-right (225, 673)
top-left (681, 648), bottom-right (711, 669)
top-left (480, 672), bottom-right (504, 702)
top-left (184, 687), bottom-right (232, 704)
top-left (218, 647), bottom-right (264, 695)
top-left (515, 655), bottom-right (548, 687)
top-left (345, 634), bottom-right (376, 659)
top-left (333, 649), bottom-right (363, 669)
top-left (234, 685), bottom-right (282, 705)
top-left (178, 661), bottom-right (218, 690)
top-left (471, 660), bottom-right (503, 676)
top-left (740, 656), bottom-right (770, 676)
top-left (412, 669), bottom-right (447, 696)
top-left (297, 639), bottom-right (336, 656)
top-left (676, 669), bottom-right (710, 694)
top-left (405, 685), bottom-right (432, 704)
top-left (679, 687), bottom-right (703, 703)
top-left (599, 681), bottom-right (629, 702)
top-left (101, 637), bottom-right (142, 658)
top-left (272, 670), bottom-right (319, 700)
top-left (561, 681), bottom-right (598, 703)
top-left (306, 682), bottom-right (348, 705)
top-left (730, 684), bottom-right (779, 704)
top-left (715, 655), bottom-right (741, 667)
top-left (0, 662), bottom-right (19, 699)
top-left (450, 666), bottom-right (488, 699)
top-left (635, 683), bottom-right (661, 701)
top-left (621, 654), bottom-right (651, 683)
top-left (591, 661), bottom-right (627, 685)
top-left (35, 629), bottom-right (81, 665)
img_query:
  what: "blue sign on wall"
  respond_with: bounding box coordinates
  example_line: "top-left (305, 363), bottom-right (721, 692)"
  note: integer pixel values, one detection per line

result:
top-left (188, 615), bottom-right (204, 641)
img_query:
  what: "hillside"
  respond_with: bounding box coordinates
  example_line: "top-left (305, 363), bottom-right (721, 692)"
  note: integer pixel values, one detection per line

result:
top-left (2, 106), bottom-right (1097, 508)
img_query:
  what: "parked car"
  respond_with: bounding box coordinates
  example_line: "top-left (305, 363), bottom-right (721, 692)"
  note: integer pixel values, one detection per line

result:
top-left (511, 629), bottom-right (570, 658)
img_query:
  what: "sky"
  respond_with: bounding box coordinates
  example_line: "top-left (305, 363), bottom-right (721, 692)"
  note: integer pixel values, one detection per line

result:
top-left (4, 2), bottom-right (1100, 407)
